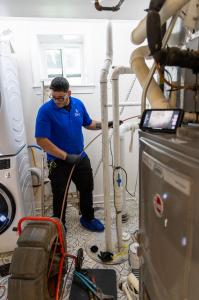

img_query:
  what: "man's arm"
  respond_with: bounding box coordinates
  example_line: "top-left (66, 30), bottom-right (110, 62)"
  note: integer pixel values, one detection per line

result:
top-left (85, 120), bottom-right (123, 130)
top-left (36, 137), bottom-right (67, 160)
top-left (85, 120), bottom-right (102, 130)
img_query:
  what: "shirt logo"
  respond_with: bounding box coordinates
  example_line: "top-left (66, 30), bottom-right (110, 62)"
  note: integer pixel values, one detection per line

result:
top-left (75, 109), bottom-right (80, 117)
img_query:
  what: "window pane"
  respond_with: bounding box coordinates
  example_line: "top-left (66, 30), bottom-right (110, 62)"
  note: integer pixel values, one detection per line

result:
top-left (62, 47), bottom-right (82, 84)
top-left (45, 49), bottom-right (62, 78)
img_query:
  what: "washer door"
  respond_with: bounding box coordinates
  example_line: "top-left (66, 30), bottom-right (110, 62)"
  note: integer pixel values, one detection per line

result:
top-left (0, 183), bottom-right (16, 234)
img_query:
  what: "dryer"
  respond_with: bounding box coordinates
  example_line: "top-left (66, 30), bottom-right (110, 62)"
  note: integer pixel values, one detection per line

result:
top-left (0, 145), bottom-right (34, 253)
top-left (0, 44), bottom-right (26, 156)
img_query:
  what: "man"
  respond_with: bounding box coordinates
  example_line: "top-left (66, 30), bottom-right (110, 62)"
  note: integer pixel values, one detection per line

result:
top-left (35, 77), bottom-right (113, 232)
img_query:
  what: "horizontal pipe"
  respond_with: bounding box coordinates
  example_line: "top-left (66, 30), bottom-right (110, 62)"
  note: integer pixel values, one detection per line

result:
top-left (119, 122), bottom-right (139, 136)
top-left (106, 102), bottom-right (140, 107)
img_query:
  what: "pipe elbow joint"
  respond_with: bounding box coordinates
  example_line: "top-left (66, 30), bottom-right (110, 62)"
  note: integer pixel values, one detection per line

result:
top-left (130, 46), bottom-right (150, 67)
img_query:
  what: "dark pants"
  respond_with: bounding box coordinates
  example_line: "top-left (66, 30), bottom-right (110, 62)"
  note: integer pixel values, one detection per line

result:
top-left (48, 156), bottom-right (94, 224)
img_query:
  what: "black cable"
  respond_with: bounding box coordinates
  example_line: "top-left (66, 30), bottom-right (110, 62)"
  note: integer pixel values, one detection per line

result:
top-left (58, 116), bottom-right (139, 223)
top-left (109, 139), bottom-right (136, 199)
top-left (164, 67), bottom-right (173, 84)
top-left (133, 169), bottom-right (139, 197)
top-left (119, 166), bottom-right (135, 199)
top-left (109, 138), bottom-right (114, 167)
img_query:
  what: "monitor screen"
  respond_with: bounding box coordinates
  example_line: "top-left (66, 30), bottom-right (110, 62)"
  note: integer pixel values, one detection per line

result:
top-left (140, 109), bottom-right (184, 133)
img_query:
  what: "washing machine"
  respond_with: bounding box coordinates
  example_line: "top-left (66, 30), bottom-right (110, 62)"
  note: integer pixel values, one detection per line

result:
top-left (0, 145), bottom-right (34, 253)
top-left (0, 42), bottom-right (26, 156)
top-left (0, 40), bottom-right (34, 253)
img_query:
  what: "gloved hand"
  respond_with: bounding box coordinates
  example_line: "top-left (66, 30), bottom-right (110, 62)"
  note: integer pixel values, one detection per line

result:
top-left (108, 120), bottom-right (123, 128)
top-left (65, 153), bottom-right (81, 165)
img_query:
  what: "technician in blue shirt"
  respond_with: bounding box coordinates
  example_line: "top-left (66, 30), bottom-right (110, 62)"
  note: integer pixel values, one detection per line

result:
top-left (35, 77), bottom-right (109, 232)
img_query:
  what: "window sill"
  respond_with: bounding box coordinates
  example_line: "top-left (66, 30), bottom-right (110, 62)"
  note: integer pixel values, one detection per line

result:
top-left (33, 84), bottom-right (96, 95)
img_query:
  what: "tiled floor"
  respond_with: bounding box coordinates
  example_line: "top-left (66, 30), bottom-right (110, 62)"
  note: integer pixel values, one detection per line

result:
top-left (0, 198), bottom-right (138, 300)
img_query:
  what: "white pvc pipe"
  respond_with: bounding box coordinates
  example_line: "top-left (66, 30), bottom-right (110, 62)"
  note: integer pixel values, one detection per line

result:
top-left (111, 66), bottom-right (134, 250)
top-left (120, 135), bottom-right (126, 218)
top-left (127, 273), bottom-right (139, 293)
top-left (119, 122), bottom-right (138, 219)
top-left (106, 102), bottom-right (140, 107)
top-left (130, 46), bottom-right (168, 108)
top-left (121, 282), bottom-right (134, 300)
top-left (131, 0), bottom-right (190, 45)
top-left (100, 21), bottom-right (113, 252)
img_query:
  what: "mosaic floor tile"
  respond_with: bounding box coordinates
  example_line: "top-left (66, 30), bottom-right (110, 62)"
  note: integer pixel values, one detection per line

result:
top-left (0, 198), bottom-right (138, 300)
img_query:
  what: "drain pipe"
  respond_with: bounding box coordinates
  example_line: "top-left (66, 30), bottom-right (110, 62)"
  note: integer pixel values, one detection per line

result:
top-left (131, 0), bottom-right (190, 45)
top-left (112, 66), bottom-right (134, 250)
top-left (100, 21), bottom-right (113, 252)
top-left (119, 122), bottom-right (139, 222)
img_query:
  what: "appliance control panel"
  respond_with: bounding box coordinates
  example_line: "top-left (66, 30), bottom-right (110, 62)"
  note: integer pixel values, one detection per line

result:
top-left (0, 159), bottom-right (10, 170)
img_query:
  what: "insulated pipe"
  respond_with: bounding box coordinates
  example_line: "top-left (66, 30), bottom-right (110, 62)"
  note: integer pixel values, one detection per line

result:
top-left (112, 66), bottom-right (134, 250)
top-left (183, 0), bottom-right (199, 31)
top-left (140, 14), bottom-right (178, 112)
top-left (131, 0), bottom-right (190, 45)
top-left (130, 46), bottom-right (168, 109)
top-left (100, 21), bottom-right (113, 252)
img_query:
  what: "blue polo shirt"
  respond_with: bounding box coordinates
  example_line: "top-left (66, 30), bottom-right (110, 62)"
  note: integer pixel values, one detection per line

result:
top-left (35, 97), bottom-right (92, 160)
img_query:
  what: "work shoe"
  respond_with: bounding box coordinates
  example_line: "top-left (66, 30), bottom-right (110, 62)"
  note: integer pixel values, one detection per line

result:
top-left (80, 217), bottom-right (104, 232)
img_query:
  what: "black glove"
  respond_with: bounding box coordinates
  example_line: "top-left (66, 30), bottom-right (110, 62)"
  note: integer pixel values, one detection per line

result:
top-left (108, 120), bottom-right (123, 128)
top-left (65, 154), bottom-right (81, 165)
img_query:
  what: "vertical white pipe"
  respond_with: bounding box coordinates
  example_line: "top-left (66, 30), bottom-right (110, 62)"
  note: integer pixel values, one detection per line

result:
top-left (119, 122), bottom-right (138, 220)
top-left (112, 76), bottom-right (123, 250)
top-left (120, 135), bottom-right (127, 219)
top-left (100, 21), bottom-right (113, 252)
top-left (112, 66), bottom-right (133, 250)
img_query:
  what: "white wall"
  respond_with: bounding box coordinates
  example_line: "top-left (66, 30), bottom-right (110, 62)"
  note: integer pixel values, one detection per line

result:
top-left (0, 17), bottom-right (143, 200)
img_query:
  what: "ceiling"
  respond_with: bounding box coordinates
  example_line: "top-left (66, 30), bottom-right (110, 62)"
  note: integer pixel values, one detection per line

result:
top-left (0, 0), bottom-right (149, 20)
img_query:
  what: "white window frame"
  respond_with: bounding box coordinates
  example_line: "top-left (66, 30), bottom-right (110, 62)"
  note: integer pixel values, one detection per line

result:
top-left (30, 32), bottom-right (95, 94)
top-left (40, 41), bottom-right (84, 85)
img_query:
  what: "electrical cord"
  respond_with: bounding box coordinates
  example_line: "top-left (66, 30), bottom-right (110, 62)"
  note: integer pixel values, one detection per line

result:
top-left (60, 131), bottom-right (103, 222)
top-left (156, 63), bottom-right (199, 91)
top-left (118, 167), bottom-right (135, 199)
top-left (47, 116), bottom-right (139, 278)
top-left (60, 257), bottom-right (76, 300)
top-left (61, 115), bottom-right (139, 219)
top-left (48, 132), bottom-right (103, 280)
top-left (109, 132), bottom-right (138, 200)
